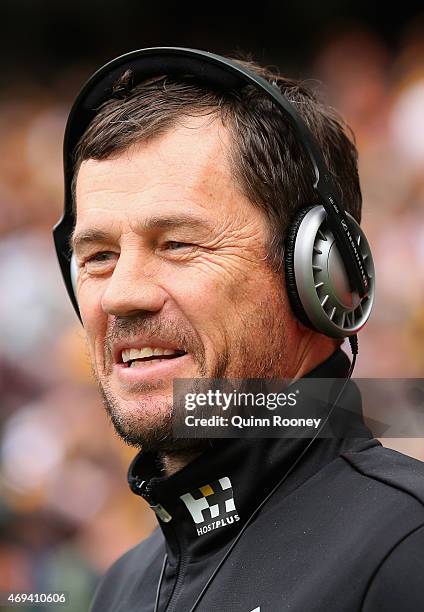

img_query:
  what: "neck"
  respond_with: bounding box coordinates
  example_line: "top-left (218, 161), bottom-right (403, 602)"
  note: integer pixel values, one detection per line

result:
top-left (160, 448), bottom-right (206, 476)
top-left (292, 333), bottom-right (341, 381)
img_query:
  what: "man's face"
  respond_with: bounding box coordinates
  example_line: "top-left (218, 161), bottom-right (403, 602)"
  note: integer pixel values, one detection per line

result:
top-left (73, 116), bottom-right (300, 450)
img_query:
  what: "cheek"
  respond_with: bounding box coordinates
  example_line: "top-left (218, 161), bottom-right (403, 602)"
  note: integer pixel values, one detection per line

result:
top-left (169, 268), bottom-right (233, 317)
top-left (167, 265), bottom-right (271, 344)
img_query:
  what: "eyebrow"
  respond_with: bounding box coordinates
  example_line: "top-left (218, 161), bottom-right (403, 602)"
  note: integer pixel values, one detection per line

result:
top-left (70, 213), bottom-right (213, 253)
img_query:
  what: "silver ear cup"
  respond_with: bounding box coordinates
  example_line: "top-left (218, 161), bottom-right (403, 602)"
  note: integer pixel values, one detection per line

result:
top-left (293, 206), bottom-right (375, 338)
top-left (70, 252), bottom-right (79, 301)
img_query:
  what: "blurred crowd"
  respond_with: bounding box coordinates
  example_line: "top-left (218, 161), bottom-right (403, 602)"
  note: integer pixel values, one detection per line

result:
top-left (1, 22), bottom-right (423, 611)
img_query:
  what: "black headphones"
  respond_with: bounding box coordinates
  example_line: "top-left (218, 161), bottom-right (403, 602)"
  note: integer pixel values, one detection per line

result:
top-left (53, 46), bottom-right (375, 338)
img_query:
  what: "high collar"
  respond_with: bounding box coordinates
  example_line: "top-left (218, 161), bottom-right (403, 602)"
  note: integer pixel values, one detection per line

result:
top-left (127, 348), bottom-right (372, 561)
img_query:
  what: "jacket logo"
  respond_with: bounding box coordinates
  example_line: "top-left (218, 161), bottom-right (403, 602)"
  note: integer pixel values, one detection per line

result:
top-left (180, 476), bottom-right (240, 536)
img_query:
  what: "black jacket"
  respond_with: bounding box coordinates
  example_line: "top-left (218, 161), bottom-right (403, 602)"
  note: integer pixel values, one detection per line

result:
top-left (90, 349), bottom-right (424, 611)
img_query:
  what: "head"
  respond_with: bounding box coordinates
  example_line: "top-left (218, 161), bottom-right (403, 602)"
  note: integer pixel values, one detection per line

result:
top-left (70, 58), bottom-right (362, 452)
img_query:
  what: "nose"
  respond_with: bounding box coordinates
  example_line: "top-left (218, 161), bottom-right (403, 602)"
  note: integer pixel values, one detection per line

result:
top-left (101, 252), bottom-right (166, 317)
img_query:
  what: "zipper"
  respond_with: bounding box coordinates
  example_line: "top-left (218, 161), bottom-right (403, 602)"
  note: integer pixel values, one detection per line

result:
top-left (162, 536), bottom-right (188, 612)
top-left (132, 476), bottom-right (173, 522)
top-left (132, 475), bottom-right (188, 611)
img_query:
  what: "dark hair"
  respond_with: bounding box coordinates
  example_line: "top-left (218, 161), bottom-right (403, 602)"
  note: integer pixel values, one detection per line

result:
top-left (73, 58), bottom-right (362, 271)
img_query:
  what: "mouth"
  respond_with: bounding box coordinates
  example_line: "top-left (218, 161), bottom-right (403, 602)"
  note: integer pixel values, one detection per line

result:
top-left (112, 345), bottom-right (191, 388)
top-left (111, 340), bottom-right (192, 387)
top-left (119, 346), bottom-right (187, 368)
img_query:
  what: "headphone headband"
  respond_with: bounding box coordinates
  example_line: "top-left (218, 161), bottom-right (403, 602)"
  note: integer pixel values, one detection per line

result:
top-left (54, 46), bottom-right (369, 318)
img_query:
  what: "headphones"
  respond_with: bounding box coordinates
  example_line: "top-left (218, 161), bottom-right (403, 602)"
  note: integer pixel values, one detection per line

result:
top-left (53, 46), bottom-right (375, 338)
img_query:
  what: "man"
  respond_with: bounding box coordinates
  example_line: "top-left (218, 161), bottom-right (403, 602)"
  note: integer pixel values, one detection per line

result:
top-left (54, 48), bottom-right (424, 611)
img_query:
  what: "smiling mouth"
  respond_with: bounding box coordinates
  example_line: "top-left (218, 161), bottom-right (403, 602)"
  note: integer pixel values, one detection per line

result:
top-left (119, 347), bottom-right (187, 368)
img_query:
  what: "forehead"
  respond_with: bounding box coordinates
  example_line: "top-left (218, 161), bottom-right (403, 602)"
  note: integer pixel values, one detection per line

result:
top-left (74, 115), bottom-right (247, 228)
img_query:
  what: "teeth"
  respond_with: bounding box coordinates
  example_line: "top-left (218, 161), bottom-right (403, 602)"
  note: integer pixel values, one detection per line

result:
top-left (131, 348), bottom-right (143, 360)
top-left (121, 346), bottom-right (178, 363)
top-left (130, 360), bottom-right (154, 368)
top-left (130, 358), bottom-right (166, 368)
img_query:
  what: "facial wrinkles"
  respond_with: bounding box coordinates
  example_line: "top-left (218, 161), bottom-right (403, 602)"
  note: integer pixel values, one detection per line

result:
top-left (89, 212), bottom-right (279, 390)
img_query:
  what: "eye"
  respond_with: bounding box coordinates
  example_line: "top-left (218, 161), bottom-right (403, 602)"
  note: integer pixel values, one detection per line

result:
top-left (88, 252), bottom-right (113, 261)
top-left (165, 241), bottom-right (192, 250)
top-left (159, 240), bottom-right (199, 260)
top-left (166, 240), bottom-right (191, 250)
top-left (83, 251), bottom-right (117, 274)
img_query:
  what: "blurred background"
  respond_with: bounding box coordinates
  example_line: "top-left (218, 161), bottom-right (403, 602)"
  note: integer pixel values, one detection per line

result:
top-left (0, 1), bottom-right (423, 610)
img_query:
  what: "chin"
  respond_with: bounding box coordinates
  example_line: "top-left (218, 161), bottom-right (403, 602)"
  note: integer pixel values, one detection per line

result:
top-left (108, 397), bottom-right (175, 448)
